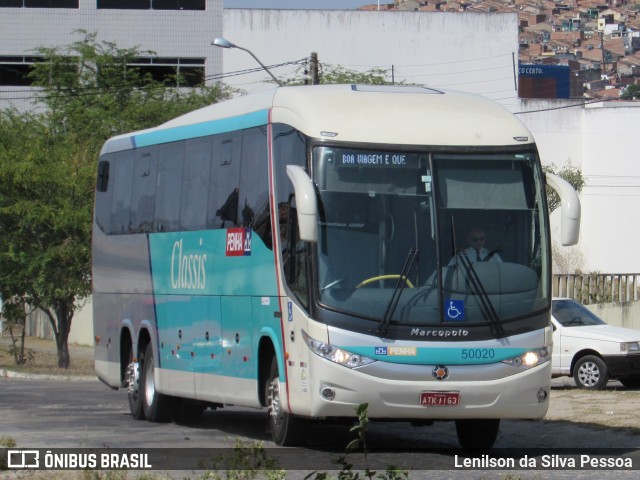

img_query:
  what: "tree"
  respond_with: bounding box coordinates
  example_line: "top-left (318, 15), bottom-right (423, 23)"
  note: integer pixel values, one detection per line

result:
top-left (543, 162), bottom-right (585, 213)
top-left (285, 61), bottom-right (396, 86)
top-left (0, 32), bottom-right (233, 368)
top-left (621, 84), bottom-right (640, 100)
top-left (543, 163), bottom-right (586, 274)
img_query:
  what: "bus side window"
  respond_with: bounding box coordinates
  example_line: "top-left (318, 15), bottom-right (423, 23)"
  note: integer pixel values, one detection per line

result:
top-left (238, 126), bottom-right (270, 245)
top-left (95, 158), bottom-right (114, 233)
top-left (285, 197), bottom-right (308, 309)
top-left (208, 132), bottom-right (242, 230)
top-left (97, 160), bottom-right (110, 192)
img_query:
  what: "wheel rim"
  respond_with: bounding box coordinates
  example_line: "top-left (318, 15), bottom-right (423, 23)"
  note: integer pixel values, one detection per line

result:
top-left (145, 357), bottom-right (156, 405)
top-left (268, 376), bottom-right (283, 428)
top-left (577, 361), bottom-right (600, 387)
top-left (125, 362), bottom-right (139, 399)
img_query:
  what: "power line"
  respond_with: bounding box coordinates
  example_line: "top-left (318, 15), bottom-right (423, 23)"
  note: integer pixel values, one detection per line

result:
top-left (0, 58), bottom-right (307, 102)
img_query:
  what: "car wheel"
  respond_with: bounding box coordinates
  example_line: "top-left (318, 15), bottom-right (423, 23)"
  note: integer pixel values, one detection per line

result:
top-left (573, 355), bottom-right (609, 390)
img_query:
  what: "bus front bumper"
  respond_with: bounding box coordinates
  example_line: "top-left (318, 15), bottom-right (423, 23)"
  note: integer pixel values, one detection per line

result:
top-left (293, 355), bottom-right (551, 421)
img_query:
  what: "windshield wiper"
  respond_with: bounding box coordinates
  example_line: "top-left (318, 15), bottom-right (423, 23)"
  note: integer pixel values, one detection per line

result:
top-left (456, 250), bottom-right (505, 338)
top-left (373, 248), bottom-right (418, 337)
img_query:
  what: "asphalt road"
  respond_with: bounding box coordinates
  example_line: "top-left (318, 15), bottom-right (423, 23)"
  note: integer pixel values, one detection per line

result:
top-left (2, 377), bottom-right (640, 478)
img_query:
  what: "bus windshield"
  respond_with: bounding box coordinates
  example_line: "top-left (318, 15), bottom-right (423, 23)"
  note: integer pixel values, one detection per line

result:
top-left (312, 146), bottom-right (549, 329)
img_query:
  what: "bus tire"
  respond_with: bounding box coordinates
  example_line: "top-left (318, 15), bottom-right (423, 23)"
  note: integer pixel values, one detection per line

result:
top-left (141, 343), bottom-right (176, 422)
top-left (266, 356), bottom-right (305, 446)
top-left (455, 419), bottom-right (500, 450)
top-left (126, 345), bottom-right (145, 420)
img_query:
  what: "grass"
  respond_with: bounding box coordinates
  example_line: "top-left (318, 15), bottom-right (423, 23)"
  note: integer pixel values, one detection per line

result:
top-left (0, 335), bottom-right (95, 377)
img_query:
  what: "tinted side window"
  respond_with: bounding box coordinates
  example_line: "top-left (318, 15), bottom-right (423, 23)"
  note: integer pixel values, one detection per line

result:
top-left (155, 141), bottom-right (184, 232)
top-left (272, 124), bottom-right (309, 305)
top-left (130, 146), bottom-right (158, 233)
top-left (110, 151), bottom-right (134, 234)
top-left (209, 132), bottom-right (242, 229)
top-left (180, 136), bottom-right (212, 231)
top-left (239, 126), bottom-right (270, 246)
top-left (95, 156), bottom-right (114, 233)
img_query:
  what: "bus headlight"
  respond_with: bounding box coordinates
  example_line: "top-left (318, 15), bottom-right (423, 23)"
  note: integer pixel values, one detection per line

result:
top-left (302, 330), bottom-right (376, 368)
top-left (501, 347), bottom-right (550, 369)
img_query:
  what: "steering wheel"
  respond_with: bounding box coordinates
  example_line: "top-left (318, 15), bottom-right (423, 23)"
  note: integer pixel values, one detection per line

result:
top-left (355, 275), bottom-right (415, 289)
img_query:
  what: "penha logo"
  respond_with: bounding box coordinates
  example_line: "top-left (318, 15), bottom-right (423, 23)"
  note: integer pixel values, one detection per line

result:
top-left (226, 228), bottom-right (252, 257)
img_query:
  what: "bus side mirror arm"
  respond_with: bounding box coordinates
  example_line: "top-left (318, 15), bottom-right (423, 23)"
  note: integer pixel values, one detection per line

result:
top-left (286, 165), bottom-right (318, 243)
top-left (546, 172), bottom-right (581, 246)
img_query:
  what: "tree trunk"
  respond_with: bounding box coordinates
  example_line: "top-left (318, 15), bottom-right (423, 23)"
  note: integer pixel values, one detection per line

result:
top-left (55, 300), bottom-right (73, 369)
top-left (56, 332), bottom-right (70, 369)
top-left (7, 312), bottom-right (27, 365)
top-left (43, 298), bottom-right (74, 369)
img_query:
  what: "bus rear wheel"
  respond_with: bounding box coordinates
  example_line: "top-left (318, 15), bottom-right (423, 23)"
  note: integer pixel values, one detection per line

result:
top-left (141, 343), bottom-right (176, 422)
top-left (266, 357), bottom-right (306, 446)
top-left (455, 419), bottom-right (500, 450)
top-left (126, 346), bottom-right (145, 420)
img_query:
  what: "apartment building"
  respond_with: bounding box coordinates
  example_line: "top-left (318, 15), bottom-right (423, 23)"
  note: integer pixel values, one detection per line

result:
top-left (0, 0), bottom-right (223, 111)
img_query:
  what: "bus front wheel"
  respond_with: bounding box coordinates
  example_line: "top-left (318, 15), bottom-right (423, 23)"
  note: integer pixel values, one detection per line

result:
top-left (141, 343), bottom-right (176, 422)
top-left (455, 419), bottom-right (500, 450)
top-left (266, 357), bottom-right (306, 446)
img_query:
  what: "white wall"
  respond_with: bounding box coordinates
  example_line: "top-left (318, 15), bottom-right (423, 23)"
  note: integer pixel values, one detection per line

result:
top-left (221, 10), bottom-right (520, 102)
top-left (519, 99), bottom-right (640, 274)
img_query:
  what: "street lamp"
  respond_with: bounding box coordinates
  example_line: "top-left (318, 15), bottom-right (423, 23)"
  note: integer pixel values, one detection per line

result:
top-left (212, 37), bottom-right (283, 87)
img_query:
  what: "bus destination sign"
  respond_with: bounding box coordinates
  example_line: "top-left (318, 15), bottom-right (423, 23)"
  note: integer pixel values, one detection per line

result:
top-left (335, 151), bottom-right (419, 168)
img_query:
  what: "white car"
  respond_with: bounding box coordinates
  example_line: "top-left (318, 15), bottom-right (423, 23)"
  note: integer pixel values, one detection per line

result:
top-left (551, 298), bottom-right (640, 389)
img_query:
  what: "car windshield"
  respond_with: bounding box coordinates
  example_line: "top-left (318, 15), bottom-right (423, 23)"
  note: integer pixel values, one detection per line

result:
top-left (552, 299), bottom-right (607, 327)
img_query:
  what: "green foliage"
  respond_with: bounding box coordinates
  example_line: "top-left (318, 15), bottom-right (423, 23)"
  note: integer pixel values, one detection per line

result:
top-left (319, 65), bottom-right (395, 85)
top-left (0, 437), bottom-right (17, 470)
top-left (621, 84), bottom-right (640, 100)
top-left (197, 439), bottom-right (285, 480)
top-left (306, 404), bottom-right (409, 480)
top-left (543, 163), bottom-right (585, 213)
top-left (0, 31), bottom-right (233, 368)
top-left (285, 63), bottom-right (396, 86)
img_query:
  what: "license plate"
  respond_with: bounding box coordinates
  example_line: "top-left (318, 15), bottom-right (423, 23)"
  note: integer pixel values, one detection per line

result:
top-left (420, 391), bottom-right (460, 406)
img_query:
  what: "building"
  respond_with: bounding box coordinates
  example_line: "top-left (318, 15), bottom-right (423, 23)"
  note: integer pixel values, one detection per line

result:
top-left (4, 6), bottom-right (640, 330)
top-left (0, 0), bottom-right (223, 111)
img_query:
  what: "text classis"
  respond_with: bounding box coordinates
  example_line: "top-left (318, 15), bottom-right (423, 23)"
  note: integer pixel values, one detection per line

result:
top-left (170, 238), bottom-right (207, 290)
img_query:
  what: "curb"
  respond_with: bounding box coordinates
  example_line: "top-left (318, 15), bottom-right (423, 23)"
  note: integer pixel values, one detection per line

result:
top-left (0, 369), bottom-right (97, 382)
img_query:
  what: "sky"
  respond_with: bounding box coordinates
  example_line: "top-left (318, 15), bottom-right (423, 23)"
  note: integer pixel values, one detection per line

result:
top-left (223, 0), bottom-right (378, 9)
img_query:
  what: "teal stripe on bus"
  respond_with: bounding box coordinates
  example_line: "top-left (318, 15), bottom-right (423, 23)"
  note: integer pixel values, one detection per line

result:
top-left (133, 109), bottom-right (270, 148)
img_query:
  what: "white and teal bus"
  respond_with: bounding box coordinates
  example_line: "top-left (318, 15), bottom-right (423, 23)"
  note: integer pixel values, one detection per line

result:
top-left (92, 84), bottom-right (580, 449)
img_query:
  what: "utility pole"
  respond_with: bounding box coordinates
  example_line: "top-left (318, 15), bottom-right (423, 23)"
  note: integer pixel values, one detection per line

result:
top-left (310, 52), bottom-right (319, 85)
top-left (600, 31), bottom-right (607, 75)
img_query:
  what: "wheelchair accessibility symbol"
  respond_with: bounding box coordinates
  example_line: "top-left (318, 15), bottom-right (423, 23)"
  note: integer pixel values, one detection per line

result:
top-left (445, 299), bottom-right (465, 321)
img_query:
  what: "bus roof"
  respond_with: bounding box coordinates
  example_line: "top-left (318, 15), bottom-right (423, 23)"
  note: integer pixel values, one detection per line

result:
top-left (100, 84), bottom-right (534, 155)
